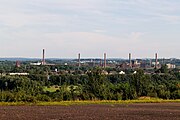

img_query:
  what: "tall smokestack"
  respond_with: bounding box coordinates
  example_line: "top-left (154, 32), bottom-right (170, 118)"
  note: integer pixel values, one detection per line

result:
top-left (129, 53), bottom-right (132, 68)
top-left (155, 53), bottom-right (158, 69)
top-left (42, 49), bottom-right (45, 65)
top-left (104, 53), bottom-right (107, 68)
top-left (16, 61), bottom-right (21, 68)
top-left (78, 53), bottom-right (81, 68)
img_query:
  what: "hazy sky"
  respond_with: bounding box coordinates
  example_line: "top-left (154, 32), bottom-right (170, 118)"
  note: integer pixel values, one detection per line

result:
top-left (0, 0), bottom-right (180, 58)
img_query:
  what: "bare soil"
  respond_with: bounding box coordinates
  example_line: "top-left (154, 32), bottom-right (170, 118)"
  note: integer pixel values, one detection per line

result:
top-left (0, 103), bottom-right (179, 120)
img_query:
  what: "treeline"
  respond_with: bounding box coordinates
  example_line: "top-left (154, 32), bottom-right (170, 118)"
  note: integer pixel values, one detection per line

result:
top-left (0, 68), bottom-right (180, 102)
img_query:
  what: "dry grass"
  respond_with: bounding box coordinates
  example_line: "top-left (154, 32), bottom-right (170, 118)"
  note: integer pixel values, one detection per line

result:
top-left (0, 99), bottom-right (179, 106)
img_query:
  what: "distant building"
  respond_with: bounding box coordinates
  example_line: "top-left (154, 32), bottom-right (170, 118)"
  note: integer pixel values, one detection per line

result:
top-left (9, 73), bottom-right (29, 76)
top-left (117, 62), bottom-right (129, 69)
top-left (30, 62), bottom-right (41, 66)
top-left (166, 64), bottom-right (176, 69)
top-left (152, 62), bottom-right (161, 69)
top-left (152, 62), bottom-right (160, 66)
top-left (16, 61), bottom-right (21, 67)
top-left (132, 60), bottom-right (140, 68)
top-left (119, 71), bottom-right (125, 75)
top-left (140, 61), bottom-right (147, 69)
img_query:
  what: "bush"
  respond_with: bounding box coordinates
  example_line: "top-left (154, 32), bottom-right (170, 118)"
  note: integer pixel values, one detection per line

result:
top-left (36, 94), bottom-right (51, 102)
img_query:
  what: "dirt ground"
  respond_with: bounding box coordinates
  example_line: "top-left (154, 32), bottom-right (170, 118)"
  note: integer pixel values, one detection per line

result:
top-left (0, 103), bottom-right (179, 120)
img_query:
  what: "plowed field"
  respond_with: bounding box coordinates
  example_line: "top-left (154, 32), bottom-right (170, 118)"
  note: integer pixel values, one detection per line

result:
top-left (0, 103), bottom-right (179, 120)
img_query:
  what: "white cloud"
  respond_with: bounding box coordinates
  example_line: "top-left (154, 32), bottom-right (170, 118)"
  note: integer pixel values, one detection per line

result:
top-left (156, 14), bottom-right (180, 24)
top-left (130, 32), bottom-right (145, 41)
top-left (0, 30), bottom-right (134, 57)
top-left (93, 29), bottom-right (106, 33)
top-left (0, 0), bottom-right (180, 58)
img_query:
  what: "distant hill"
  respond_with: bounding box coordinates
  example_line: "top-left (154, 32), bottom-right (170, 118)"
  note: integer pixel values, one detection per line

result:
top-left (0, 58), bottom-right (73, 61)
top-left (0, 58), bottom-right (40, 61)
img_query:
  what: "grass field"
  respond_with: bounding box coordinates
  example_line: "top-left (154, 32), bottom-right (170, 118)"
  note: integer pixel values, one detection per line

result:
top-left (43, 86), bottom-right (60, 92)
top-left (0, 99), bottom-right (180, 106)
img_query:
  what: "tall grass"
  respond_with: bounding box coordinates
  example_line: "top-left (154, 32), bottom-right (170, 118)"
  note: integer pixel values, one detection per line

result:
top-left (0, 99), bottom-right (180, 106)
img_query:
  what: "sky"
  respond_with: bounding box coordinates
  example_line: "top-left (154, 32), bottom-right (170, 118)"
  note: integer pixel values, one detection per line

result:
top-left (0, 0), bottom-right (180, 59)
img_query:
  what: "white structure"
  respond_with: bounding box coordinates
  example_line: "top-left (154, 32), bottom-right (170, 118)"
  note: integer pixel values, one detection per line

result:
top-left (9, 73), bottom-right (29, 76)
top-left (152, 62), bottom-right (160, 66)
top-left (166, 64), bottom-right (176, 69)
top-left (30, 62), bottom-right (41, 66)
top-left (119, 71), bottom-right (125, 75)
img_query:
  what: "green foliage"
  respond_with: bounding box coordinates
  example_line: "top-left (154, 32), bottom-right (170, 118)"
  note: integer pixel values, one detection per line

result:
top-left (0, 62), bottom-right (180, 102)
top-left (159, 64), bottom-right (168, 73)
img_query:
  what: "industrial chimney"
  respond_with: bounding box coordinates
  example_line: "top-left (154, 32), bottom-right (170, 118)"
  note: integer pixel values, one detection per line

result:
top-left (78, 53), bottom-right (81, 68)
top-left (129, 53), bottom-right (132, 68)
top-left (155, 53), bottom-right (158, 69)
top-left (42, 49), bottom-right (45, 65)
top-left (104, 53), bottom-right (107, 68)
top-left (16, 61), bottom-right (21, 68)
